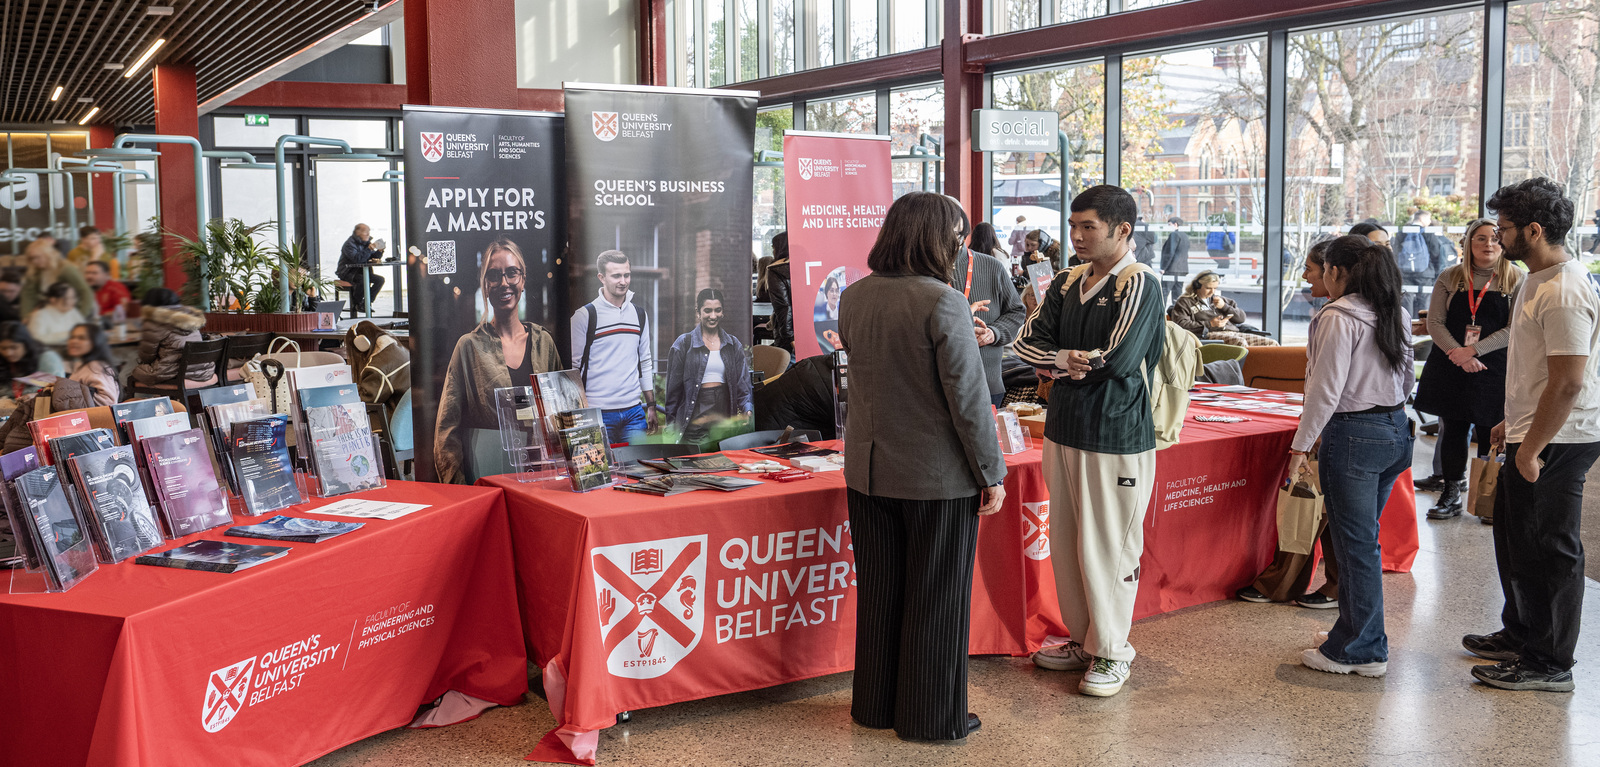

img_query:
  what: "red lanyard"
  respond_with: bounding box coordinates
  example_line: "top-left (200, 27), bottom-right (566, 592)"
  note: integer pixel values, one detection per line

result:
top-left (962, 252), bottom-right (975, 299)
top-left (1464, 272), bottom-right (1495, 321)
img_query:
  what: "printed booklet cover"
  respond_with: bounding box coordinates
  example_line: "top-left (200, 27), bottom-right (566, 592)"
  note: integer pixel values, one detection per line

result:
top-left (1, 447), bottom-right (42, 570)
top-left (226, 515), bottom-right (364, 543)
top-left (141, 429), bottom-right (232, 537)
top-left (28, 411), bottom-right (93, 465)
top-left (71, 446), bottom-right (165, 563)
top-left (559, 423), bottom-right (614, 493)
top-left (299, 384), bottom-right (383, 497)
top-left (111, 396), bottom-right (174, 443)
top-left (134, 539), bottom-right (290, 573)
top-left (127, 412), bottom-right (196, 503)
top-left (229, 415), bottom-right (303, 515)
top-left (13, 465), bottom-right (97, 589)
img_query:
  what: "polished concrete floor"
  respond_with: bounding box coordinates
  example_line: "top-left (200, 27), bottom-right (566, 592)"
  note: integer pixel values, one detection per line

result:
top-left (311, 435), bottom-right (1600, 767)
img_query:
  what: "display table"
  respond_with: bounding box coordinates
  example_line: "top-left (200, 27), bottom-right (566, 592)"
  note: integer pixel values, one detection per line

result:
top-left (491, 408), bottom-right (1417, 765)
top-left (0, 481), bottom-right (528, 767)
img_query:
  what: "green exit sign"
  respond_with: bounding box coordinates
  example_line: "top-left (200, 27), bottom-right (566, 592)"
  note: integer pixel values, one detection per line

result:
top-left (245, 114), bottom-right (270, 126)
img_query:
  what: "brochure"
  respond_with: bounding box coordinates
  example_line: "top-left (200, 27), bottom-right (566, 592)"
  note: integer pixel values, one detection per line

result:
top-left (228, 415), bottom-right (302, 515)
top-left (12, 465), bottom-right (97, 590)
top-left (1, 447), bottom-right (43, 570)
top-left (749, 442), bottom-right (838, 459)
top-left (141, 429), bottom-right (232, 537)
top-left (298, 384), bottom-right (383, 497)
top-left (558, 423), bottom-right (614, 492)
top-left (111, 397), bottom-right (175, 443)
top-left (308, 498), bottom-right (430, 520)
top-left (28, 411), bottom-right (93, 465)
top-left (134, 539), bottom-right (290, 573)
top-left (226, 515), bottom-right (364, 543)
top-left (71, 446), bottom-right (165, 563)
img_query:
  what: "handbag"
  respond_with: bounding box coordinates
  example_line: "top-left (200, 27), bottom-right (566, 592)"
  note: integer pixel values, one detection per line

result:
top-left (1467, 448), bottom-right (1503, 520)
top-left (1276, 460), bottom-right (1323, 555)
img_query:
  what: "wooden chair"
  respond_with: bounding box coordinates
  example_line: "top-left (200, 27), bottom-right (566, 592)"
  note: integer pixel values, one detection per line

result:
top-left (125, 337), bottom-right (228, 412)
top-left (611, 443), bottom-right (701, 464)
top-left (332, 281), bottom-right (360, 318)
top-left (751, 345), bottom-right (792, 383)
top-left (717, 428), bottom-right (821, 452)
top-left (1238, 345), bottom-right (1308, 393)
top-left (220, 333), bottom-right (272, 383)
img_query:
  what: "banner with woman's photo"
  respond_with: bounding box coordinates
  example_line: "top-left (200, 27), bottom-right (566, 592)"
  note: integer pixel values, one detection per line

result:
top-left (402, 105), bottom-right (565, 483)
top-left (563, 84), bottom-right (759, 450)
top-left (781, 131), bottom-right (892, 360)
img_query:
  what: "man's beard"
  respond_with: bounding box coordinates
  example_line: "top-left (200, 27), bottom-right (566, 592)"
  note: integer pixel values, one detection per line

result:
top-left (1501, 235), bottom-right (1530, 263)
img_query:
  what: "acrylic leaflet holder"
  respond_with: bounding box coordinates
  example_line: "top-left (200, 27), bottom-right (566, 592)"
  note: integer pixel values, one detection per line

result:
top-left (494, 386), bottom-right (565, 483)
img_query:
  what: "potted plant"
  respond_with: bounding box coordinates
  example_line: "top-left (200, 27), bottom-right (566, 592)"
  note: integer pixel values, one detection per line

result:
top-left (169, 218), bottom-right (334, 333)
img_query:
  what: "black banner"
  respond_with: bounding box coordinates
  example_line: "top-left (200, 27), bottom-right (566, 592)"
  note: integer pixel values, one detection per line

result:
top-left (403, 106), bottom-right (565, 483)
top-left (563, 84), bottom-right (759, 448)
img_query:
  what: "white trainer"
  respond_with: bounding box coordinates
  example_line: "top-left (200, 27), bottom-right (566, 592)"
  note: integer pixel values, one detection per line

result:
top-left (1032, 641), bottom-right (1092, 671)
top-left (1315, 631), bottom-right (1329, 645)
top-left (1078, 657), bottom-right (1132, 697)
top-left (1301, 647), bottom-right (1386, 677)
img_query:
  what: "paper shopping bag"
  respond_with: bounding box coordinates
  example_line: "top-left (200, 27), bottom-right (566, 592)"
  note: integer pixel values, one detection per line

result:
top-left (1468, 449), bottom-right (1502, 519)
top-left (1276, 461), bottom-right (1323, 555)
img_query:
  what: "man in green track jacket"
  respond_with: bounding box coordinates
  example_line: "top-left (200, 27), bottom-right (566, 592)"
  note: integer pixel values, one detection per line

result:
top-left (1013, 185), bottom-right (1165, 698)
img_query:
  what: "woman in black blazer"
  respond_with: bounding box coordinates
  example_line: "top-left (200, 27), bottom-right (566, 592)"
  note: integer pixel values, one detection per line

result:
top-left (838, 192), bottom-right (1008, 742)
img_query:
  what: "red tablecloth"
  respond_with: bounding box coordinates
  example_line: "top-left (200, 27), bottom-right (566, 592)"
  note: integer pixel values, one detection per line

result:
top-left (0, 481), bottom-right (528, 767)
top-left (493, 413), bottom-right (1417, 765)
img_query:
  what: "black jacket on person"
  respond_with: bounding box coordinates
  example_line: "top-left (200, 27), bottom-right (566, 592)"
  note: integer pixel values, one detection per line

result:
top-left (1160, 230), bottom-right (1191, 275)
top-left (753, 353), bottom-right (835, 439)
top-left (1390, 228), bottom-right (1453, 280)
top-left (337, 235), bottom-right (382, 282)
top-left (1132, 223), bottom-right (1158, 266)
top-left (763, 261), bottom-right (794, 354)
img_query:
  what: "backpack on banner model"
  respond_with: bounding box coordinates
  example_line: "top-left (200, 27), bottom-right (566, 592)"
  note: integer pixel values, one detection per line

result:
top-left (1056, 262), bottom-right (1202, 450)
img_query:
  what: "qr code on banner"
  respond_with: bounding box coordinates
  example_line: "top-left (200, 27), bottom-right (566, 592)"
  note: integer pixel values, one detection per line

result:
top-left (426, 240), bottom-right (456, 275)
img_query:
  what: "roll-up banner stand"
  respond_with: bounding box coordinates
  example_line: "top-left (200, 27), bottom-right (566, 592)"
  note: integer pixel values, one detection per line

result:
top-left (402, 105), bottom-right (566, 484)
top-left (563, 83), bottom-right (759, 450)
top-left (780, 131), bottom-right (893, 360)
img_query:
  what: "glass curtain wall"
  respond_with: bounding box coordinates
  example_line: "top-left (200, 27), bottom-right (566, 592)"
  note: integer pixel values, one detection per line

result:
top-left (1282, 10), bottom-right (1483, 341)
top-left (991, 62), bottom-right (1107, 244)
top-left (754, 106), bottom-right (793, 265)
top-left (1122, 42), bottom-right (1266, 329)
top-left (806, 93), bottom-right (878, 133)
top-left (890, 85), bottom-right (945, 198)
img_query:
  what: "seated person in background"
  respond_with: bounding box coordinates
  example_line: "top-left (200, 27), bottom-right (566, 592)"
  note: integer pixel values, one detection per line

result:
top-left (63, 323), bottom-right (120, 406)
top-left (338, 223), bottom-right (386, 311)
top-left (27, 282), bottom-right (88, 345)
top-left (0, 271), bottom-right (22, 323)
top-left (67, 226), bottom-right (119, 279)
top-left (752, 354), bottom-right (837, 441)
top-left (84, 260), bottom-right (131, 319)
top-left (1168, 270), bottom-right (1278, 347)
top-left (21, 238), bottom-right (96, 319)
top-left (131, 288), bottom-right (214, 389)
top-left (0, 321), bottom-right (65, 399)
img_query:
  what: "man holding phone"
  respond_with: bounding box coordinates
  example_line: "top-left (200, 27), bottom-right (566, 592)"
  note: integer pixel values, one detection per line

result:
top-left (338, 223), bottom-right (386, 311)
top-left (1464, 178), bottom-right (1600, 693)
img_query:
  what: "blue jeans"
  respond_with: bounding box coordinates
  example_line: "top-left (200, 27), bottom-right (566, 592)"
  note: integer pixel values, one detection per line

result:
top-left (1317, 409), bottom-right (1413, 665)
top-left (602, 405), bottom-right (647, 445)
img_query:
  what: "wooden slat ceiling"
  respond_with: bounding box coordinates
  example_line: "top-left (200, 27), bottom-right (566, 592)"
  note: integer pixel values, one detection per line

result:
top-left (0, 0), bottom-right (383, 126)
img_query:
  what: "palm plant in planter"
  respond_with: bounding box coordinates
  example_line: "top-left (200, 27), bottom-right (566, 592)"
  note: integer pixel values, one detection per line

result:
top-left (168, 218), bottom-right (334, 332)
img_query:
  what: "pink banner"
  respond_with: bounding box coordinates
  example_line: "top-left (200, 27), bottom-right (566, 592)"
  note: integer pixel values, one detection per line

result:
top-left (782, 132), bottom-right (893, 360)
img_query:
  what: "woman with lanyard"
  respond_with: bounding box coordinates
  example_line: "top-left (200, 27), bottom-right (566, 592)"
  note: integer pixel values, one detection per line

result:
top-left (955, 230), bottom-right (1026, 409)
top-left (1413, 218), bottom-right (1525, 521)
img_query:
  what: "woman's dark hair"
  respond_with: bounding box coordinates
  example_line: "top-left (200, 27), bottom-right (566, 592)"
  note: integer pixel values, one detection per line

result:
top-left (142, 287), bottom-right (181, 307)
top-left (0, 321), bottom-right (44, 378)
top-left (696, 287), bottom-right (725, 308)
top-left (1305, 237), bottom-right (1333, 267)
top-left (969, 222), bottom-right (1003, 255)
top-left (1323, 234), bottom-right (1408, 371)
top-left (44, 281), bottom-right (77, 302)
top-left (866, 192), bottom-right (969, 279)
top-left (1487, 177), bottom-right (1574, 245)
top-left (770, 231), bottom-right (788, 261)
top-left (69, 322), bottom-right (116, 366)
top-left (1348, 222), bottom-right (1388, 238)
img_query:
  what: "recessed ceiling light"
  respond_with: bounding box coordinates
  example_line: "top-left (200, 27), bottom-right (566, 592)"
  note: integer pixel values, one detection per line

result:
top-left (52, 120), bottom-right (67, 124)
top-left (147, 5), bottom-right (175, 15)
top-left (79, 107), bottom-right (100, 125)
top-left (77, 97), bottom-right (93, 103)
top-left (51, 85), bottom-right (63, 101)
top-left (104, 63), bottom-right (124, 70)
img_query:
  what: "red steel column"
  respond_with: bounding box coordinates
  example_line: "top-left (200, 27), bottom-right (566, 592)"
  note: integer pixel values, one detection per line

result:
top-left (87, 125), bottom-right (116, 231)
top-left (153, 63), bottom-right (199, 291)
top-left (639, 0), bottom-right (668, 85)
top-left (942, 0), bottom-right (984, 220)
top-left (405, 0), bottom-right (518, 108)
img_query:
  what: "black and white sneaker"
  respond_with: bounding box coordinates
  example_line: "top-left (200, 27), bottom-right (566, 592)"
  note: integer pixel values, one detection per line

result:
top-left (1471, 661), bottom-right (1574, 692)
top-left (1413, 473), bottom-right (1448, 492)
top-left (1462, 631), bottom-right (1521, 662)
top-left (1295, 592), bottom-right (1338, 609)
top-left (1236, 586), bottom-right (1272, 603)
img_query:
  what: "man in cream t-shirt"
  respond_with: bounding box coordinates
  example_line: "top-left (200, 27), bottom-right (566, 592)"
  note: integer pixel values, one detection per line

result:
top-left (1464, 178), bottom-right (1600, 693)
